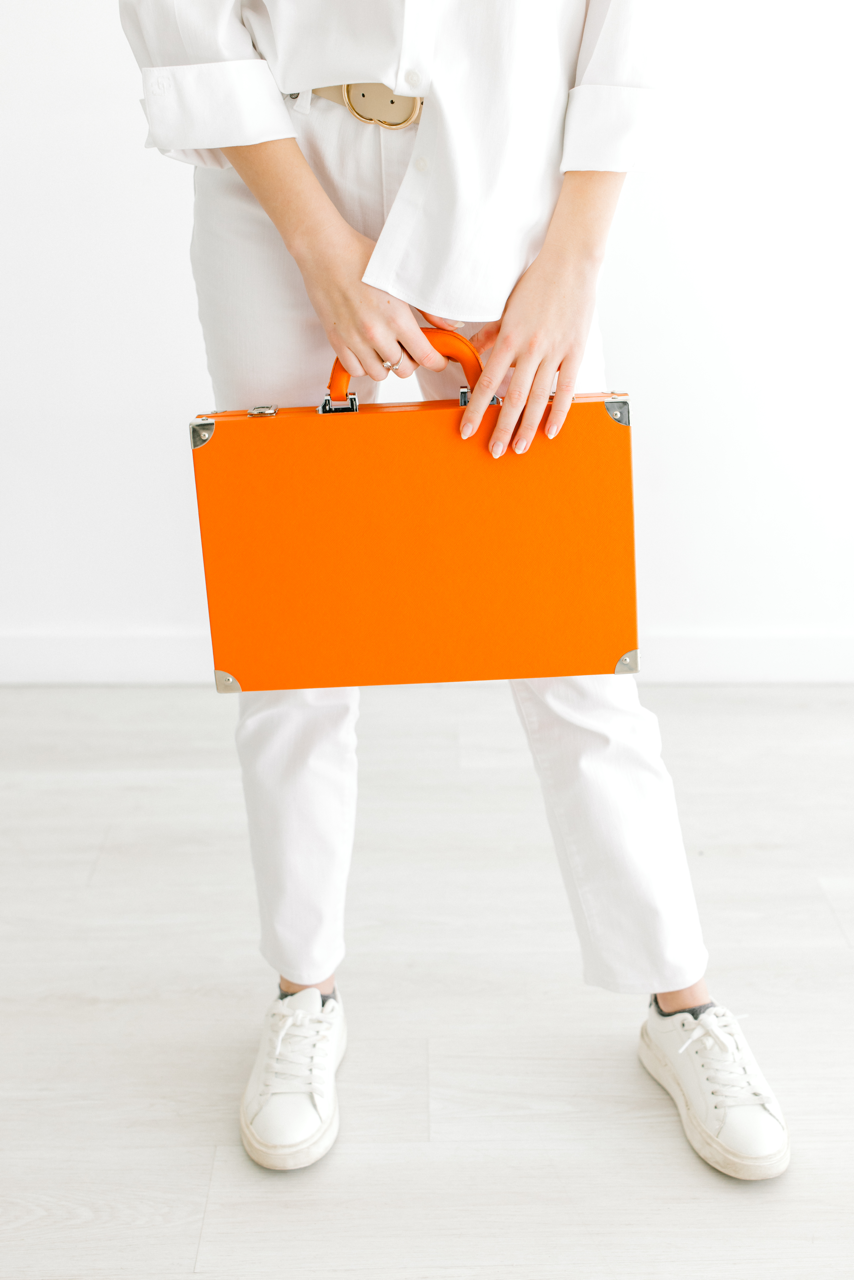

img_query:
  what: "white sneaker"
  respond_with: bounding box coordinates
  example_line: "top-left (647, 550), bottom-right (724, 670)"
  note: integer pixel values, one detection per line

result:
top-left (639, 1000), bottom-right (790, 1180)
top-left (240, 987), bottom-right (346, 1171)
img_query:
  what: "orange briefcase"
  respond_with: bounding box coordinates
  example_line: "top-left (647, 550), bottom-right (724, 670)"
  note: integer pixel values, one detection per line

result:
top-left (189, 330), bottom-right (638, 693)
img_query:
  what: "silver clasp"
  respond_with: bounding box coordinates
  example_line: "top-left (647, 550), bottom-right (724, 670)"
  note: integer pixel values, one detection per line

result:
top-left (459, 387), bottom-right (501, 408)
top-left (317, 393), bottom-right (359, 414)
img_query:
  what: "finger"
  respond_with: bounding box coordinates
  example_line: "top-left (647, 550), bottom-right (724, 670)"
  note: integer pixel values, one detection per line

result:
top-left (392, 350), bottom-right (419, 378)
top-left (468, 321), bottom-right (501, 354)
top-left (487, 358), bottom-right (539, 458)
top-left (511, 362), bottom-right (558, 455)
top-left (459, 344), bottom-right (512, 440)
top-left (544, 361), bottom-right (578, 439)
top-left (334, 346), bottom-right (366, 380)
top-left (400, 318), bottom-right (449, 373)
top-left (419, 310), bottom-right (464, 331)
top-left (377, 342), bottom-right (405, 374)
top-left (352, 338), bottom-right (394, 382)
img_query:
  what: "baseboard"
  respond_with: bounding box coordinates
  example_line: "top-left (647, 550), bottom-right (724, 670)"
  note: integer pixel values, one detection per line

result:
top-left (637, 634), bottom-right (854, 683)
top-left (0, 632), bottom-right (214, 684)
top-left (0, 631), bottom-right (850, 685)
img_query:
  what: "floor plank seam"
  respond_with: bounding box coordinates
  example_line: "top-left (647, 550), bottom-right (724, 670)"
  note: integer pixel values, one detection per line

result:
top-left (84, 820), bottom-right (112, 889)
top-left (817, 881), bottom-right (852, 950)
top-left (192, 1144), bottom-right (219, 1274)
top-left (426, 1037), bottom-right (433, 1144)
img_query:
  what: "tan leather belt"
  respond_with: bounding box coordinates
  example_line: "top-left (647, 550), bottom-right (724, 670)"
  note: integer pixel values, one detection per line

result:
top-left (313, 83), bottom-right (422, 130)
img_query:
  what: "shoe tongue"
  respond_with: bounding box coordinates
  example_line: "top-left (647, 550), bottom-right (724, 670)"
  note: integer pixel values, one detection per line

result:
top-left (280, 987), bottom-right (323, 1013)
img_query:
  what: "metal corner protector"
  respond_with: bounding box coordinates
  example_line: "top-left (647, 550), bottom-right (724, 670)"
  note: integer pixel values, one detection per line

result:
top-left (214, 670), bottom-right (242, 693)
top-left (191, 417), bottom-right (216, 449)
top-left (604, 399), bottom-right (630, 425)
top-left (615, 649), bottom-right (639, 675)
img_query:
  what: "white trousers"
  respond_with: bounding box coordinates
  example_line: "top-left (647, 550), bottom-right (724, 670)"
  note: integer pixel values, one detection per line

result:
top-left (190, 98), bottom-right (709, 995)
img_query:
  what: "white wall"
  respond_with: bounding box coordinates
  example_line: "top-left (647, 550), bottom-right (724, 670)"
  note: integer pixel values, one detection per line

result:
top-left (600, 0), bottom-right (854, 679)
top-left (1, 1), bottom-right (852, 684)
top-left (1, 1), bottom-right (212, 683)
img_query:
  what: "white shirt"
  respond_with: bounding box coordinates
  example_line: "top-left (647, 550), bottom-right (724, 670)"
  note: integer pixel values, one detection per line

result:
top-left (120, 0), bottom-right (650, 320)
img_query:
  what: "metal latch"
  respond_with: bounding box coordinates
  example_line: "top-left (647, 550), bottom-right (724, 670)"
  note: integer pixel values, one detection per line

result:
top-left (248, 404), bottom-right (279, 416)
top-left (317, 393), bottom-right (359, 414)
top-left (459, 387), bottom-right (501, 408)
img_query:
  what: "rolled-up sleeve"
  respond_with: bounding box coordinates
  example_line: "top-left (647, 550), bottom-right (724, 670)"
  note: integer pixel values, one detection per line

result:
top-left (120, 0), bottom-right (296, 166)
top-left (561, 0), bottom-right (651, 172)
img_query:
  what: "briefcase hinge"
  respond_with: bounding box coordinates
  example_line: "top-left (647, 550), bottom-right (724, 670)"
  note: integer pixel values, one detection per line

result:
top-left (317, 393), bottom-right (359, 414)
top-left (190, 417), bottom-right (216, 449)
top-left (459, 387), bottom-right (502, 408)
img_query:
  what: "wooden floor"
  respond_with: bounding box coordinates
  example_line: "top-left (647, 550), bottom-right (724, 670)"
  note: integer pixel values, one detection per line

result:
top-left (1, 682), bottom-right (852, 1278)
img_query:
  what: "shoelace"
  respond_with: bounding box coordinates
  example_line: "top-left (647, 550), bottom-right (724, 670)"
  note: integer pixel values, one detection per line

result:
top-left (261, 1006), bottom-right (335, 1100)
top-left (677, 1006), bottom-right (770, 1109)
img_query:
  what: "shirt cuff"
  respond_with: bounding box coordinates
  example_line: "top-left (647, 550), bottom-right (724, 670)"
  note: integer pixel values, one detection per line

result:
top-left (560, 85), bottom-right (648, 172)
top-left (141, 60), bottom-right (297, 153)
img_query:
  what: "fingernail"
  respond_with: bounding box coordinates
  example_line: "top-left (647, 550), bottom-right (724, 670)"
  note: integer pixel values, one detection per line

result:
top-left (460, 421), bottom-right (474, 439)
top-left (513, 437), bottom-right (528, 454)
top-left (546, 423), bottom-right (561, 440)
top-left (491, 440), bottom-right (505, 459)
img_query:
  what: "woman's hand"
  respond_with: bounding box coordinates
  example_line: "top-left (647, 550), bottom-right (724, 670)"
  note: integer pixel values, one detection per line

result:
top-left (221, 137), bottom-right (447, 385)
top-left (459, 171), bottom-right (626, 456)
top-left (295, 221), bottom-right (447, 382)
top-left (461, 253), bottom-right (598, 455)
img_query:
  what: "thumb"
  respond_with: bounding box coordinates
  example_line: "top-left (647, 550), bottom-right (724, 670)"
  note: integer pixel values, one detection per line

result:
top-left (419, 310), bottom-right (464, 331)
top-left (469, 321), bottom-right (501, 354)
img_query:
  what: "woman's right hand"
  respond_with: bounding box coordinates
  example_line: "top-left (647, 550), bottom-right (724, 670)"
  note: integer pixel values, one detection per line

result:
top-left (221, 138), bottom-right (447, 384)
top-left (293, 221), bottom-right (448, 382)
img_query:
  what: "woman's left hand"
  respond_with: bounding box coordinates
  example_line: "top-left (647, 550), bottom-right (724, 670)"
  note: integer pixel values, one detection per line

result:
top-left (459, 251), bottom-right (598, 457)
top-left (458, 170), bottom-right (625, 458)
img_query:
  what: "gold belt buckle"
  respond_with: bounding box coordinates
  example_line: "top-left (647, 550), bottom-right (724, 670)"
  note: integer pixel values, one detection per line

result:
top-left (342, 82), bottom-right (422, 130)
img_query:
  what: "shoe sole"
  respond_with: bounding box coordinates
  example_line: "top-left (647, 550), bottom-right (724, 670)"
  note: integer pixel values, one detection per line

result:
top-left (240, 1029), bottom-right (347, 1172)
top-left (638, 1023), bottom-right (790, 1181)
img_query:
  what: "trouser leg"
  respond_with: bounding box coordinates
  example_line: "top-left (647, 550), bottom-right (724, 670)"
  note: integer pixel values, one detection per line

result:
top-left (511, 675), bottom-right (708, 994)
top-left (190, 102), bottom-right (421, 981)
top-left (235, 687), bottom-right (359, 982)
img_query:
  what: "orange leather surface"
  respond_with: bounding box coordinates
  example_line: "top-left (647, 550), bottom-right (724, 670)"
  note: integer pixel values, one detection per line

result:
top-left (191, 392), bottom-right (638, 691)
top-left (328, 328), bottom-right (484, 401)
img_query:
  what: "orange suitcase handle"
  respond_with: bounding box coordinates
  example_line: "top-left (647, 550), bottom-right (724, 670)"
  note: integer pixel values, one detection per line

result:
top-left (327, 328), bottom-right (484, 402)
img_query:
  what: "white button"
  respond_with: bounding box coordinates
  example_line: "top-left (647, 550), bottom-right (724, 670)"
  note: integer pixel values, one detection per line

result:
top-left (414, 156), bottom-right (428, 173)
top-left (405, 70), bottom-right (421, 88)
